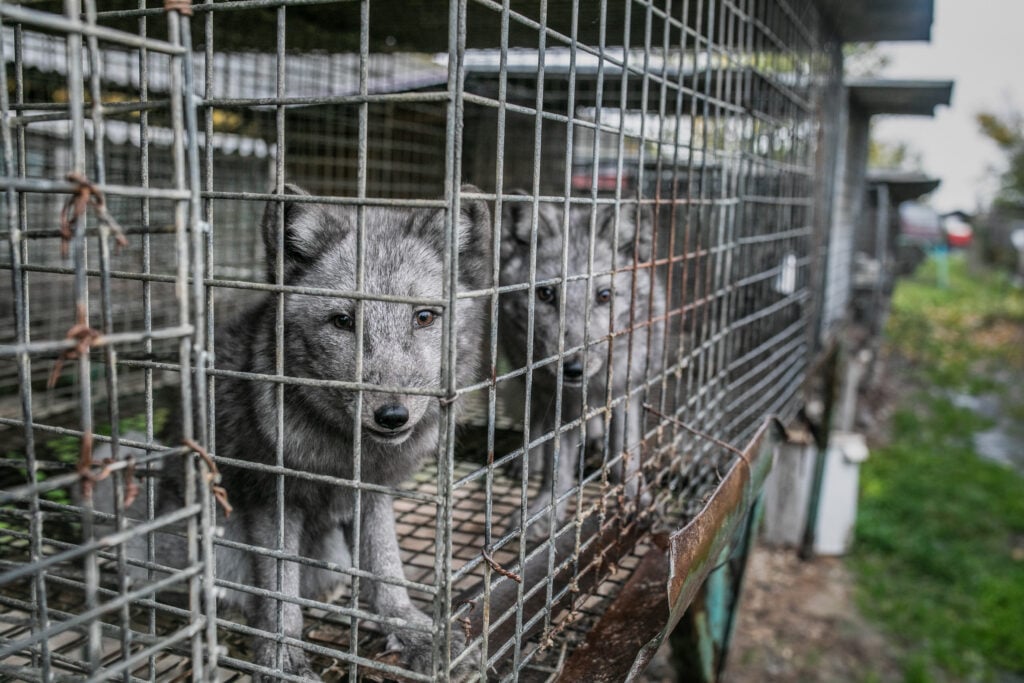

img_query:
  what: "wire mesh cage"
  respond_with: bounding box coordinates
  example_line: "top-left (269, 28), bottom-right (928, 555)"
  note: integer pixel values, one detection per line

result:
top-left (2, 0), bottom-right (835, 680)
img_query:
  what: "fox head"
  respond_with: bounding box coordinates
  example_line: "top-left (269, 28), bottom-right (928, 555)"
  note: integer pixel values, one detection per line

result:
top-left (498, 195), bottom-right (654, 388)
top-left (261, 185), bottom-right (491, 445)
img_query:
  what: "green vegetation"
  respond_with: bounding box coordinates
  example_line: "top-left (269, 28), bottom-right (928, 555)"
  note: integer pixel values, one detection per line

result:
top-left (884, 256), bottom-right (1024, 390)
top-left (976, 109), bottom-right (1024, 211)
top-left (852, 255), bottom-right (1024, 681)
top-left (1, 408), bottom-right (169, 544)
top-left (42, 407), bottom-right (169, 468)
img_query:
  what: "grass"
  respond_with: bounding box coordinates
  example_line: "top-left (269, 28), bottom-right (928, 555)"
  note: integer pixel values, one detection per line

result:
top-left (884, 255), bottom-right (1024, 391)
top-left (851, 254), bottom-right (1024, 681)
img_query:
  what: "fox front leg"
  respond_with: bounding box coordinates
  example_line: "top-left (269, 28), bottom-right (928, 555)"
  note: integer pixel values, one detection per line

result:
top-left (249, 508), bottom-right (322, 682)
top-left (609, 399), bottom-right (648, 506)
top-left (355, 492), bottom-right (472, 677)
top-left (523, 420), bottom-right (580, 542)
top-left (507, 400), bottom-right (552, 537)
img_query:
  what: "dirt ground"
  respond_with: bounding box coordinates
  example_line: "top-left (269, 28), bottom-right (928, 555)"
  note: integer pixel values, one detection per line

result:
top-left (712, 350), bottom-right (905, 683)
top-left (720, 545), bottom-right (902, 683)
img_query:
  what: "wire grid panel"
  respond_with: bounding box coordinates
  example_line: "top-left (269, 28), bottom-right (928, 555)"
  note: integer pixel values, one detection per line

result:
top-left (0, 0), bottom-right (834, 681)
top-left (0, 1), bottom-right (218, 681)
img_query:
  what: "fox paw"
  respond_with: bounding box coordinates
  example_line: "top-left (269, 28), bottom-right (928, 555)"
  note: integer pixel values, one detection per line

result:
top-left (252, 643), bottom-right (322, 682)
top-left (385, 625), bottom-right (476, 679)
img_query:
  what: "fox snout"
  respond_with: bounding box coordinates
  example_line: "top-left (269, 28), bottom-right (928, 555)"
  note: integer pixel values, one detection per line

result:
top-left (563, 358), bottom-right (584, 381)
top-left (363, 397), bottom-right (413, 440)
top-left (558, 352), bottom-right (605, 385)
top-left (360, 392), bottom-right (431, 444)
top-left (373, 404), bottom-right (409, 430)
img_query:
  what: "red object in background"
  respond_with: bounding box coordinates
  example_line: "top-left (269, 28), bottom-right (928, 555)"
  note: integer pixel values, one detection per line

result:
top-left (571, 162), bottom-right (636, 192)
top-left (943, 215), bottom-right (973, 248)
top-left (571, 173), bottom-right (626, 192)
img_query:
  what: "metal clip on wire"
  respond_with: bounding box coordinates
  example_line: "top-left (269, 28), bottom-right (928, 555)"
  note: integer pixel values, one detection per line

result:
top-left (47, 305), bottom-right (102, 390)
top-left (184, 438), bottom-right (234, 517)
top-left (59, 172), bottom-right (128, 259)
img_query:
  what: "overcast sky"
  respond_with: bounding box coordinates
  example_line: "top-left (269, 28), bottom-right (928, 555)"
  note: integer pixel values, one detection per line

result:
top-left (869, 0), bottom-right (1024, 213)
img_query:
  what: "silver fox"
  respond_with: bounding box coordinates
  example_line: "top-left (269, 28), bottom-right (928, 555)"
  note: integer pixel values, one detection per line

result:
top-left (143, 185), bottom-right (491, 680)
top-left (498, 196), bottom-right (665, 539)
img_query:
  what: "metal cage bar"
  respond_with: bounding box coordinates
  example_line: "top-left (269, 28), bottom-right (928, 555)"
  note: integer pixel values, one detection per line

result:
top-left (1, 0), bottom-right (838, 680)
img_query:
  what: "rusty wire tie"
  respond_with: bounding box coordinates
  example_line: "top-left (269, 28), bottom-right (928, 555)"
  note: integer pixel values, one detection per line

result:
top-left (72, 428), bottom-right (141, 509)
top-left (455, 598), bottom-right (476, 640)
top-left (539, 611), bottom-right (581, 653)
top-left (47, 304), bottom-right (102, 390)
top-left (59, 172), bottom-right (128, 259)
top-left (183, 438), bottom-right (233, 517)
top-left (481, 547), bottom-right (522, 584)
top-left (83, 457), bottom-right (141, 508)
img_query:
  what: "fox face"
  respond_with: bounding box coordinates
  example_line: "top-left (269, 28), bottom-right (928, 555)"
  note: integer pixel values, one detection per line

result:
top-left (261, 185), bottom-right (491, 446)
top-left (498, 196), bottom-right (655, 390)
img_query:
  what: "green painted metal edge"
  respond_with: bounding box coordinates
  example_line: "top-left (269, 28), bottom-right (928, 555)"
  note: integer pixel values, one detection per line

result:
top-left (624, 417), bottom-right (782, 681)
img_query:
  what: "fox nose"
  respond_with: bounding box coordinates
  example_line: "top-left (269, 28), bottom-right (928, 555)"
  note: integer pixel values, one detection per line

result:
top-left (563, 359), bottom-right (584, 381)
top-left (374, 404), bottom-right (409, 430)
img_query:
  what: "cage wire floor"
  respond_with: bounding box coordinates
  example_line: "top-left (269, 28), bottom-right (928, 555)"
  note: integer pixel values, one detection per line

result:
top-left (0, 375), bottom-right (716, 682)
top-left (1, 452), bottom-right (664, 682)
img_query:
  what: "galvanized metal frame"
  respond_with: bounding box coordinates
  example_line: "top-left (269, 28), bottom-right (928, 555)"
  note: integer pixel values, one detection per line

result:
top-left (1, 0), bottom-right (835, 680)
top-left (1, 1), bottom-right (215, 681)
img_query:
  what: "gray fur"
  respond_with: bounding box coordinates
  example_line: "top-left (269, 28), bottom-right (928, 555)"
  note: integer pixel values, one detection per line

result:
top-left (498, 195), bottom-right (665, 539)
top-left (131, 185), bottom-right (490, 680)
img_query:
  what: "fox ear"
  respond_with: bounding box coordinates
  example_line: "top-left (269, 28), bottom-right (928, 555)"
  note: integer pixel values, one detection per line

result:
top-left (456, 184), bottom-right (493, 290)
top-left (261, 184), bottom-right (342, 282)
top-left (413, 185), bottom-right (494, 289)
top-left (597, 202), bottom-right (654, 261)
top-left (500, 189), bottom-right (534, 246)
top-left (499, 189), bottom-right (561, 249)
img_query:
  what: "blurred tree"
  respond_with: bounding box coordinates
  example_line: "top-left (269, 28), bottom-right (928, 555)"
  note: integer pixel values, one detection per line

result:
top-left (974, 109), bottom-right (1024, 272)
top-left (868, 138), bottom-right (923, 171)
top-left (977, 109), bottom-right (1024, 211)
top-left (843, 43), bottom-right (891, 78)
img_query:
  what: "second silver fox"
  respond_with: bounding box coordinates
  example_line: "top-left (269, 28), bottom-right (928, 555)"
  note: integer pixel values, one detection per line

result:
top-left (498, 196), bottom-right (665, 539)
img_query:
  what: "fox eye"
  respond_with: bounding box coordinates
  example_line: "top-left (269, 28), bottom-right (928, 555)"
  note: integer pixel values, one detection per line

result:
top-left (536, 286), bottom-right (556, 303)
top-left (596, 288), bottom-right (612, 304)
top-left (331, 313), bottom-right (354, 330)
top-left (413, 309), bottom-right (437, 328)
